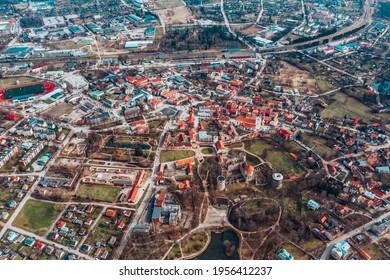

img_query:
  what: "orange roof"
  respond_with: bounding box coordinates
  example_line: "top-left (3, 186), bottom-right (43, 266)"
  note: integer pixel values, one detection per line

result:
top-left (134, 170), bottom-right (145, 188)
top-left (189, 128), bottom-right (196, 141)
top-left (178, 180), bottom-right (191, 189)
top-left (128, 187), bottom-right (139, 203)
top-left (162, 89), bottom-right (178, 99)
top-left (105, 209), bottom-right (116, 217)
top-left (126, 76), bottom-right (137, 83)
top-left (358, 248), bottom-right (371, 260)
top-left (215, 140), bottom-right (225, 151)
top-left (244, 165), bottom-right (254, 173)
top-left (151, 77), bottom-right (162, 83)
top-left (187, 164), bottom-right (193, 174)
top-left (130, 120), bottom-right (147, 128)
top-left (289, 152), bottom-right (298, 160)
top-left (235, 116), bottom-right (256, 125)
top-left (56, 221), bottom-right (66, 228)
top-left (156, 190), bottom-right (166, 206)
top-left (118, 221), bottom-right (125, 229)
top-left (158, 163), bottom-right (165, 174)
top-left (219, 116), bottom-right (230, 122)
top-left (230, 80), bottom-right (243, 87)
top-left (176, 157), bottom-right (195, 167)
top-left (216, 84), bottom-right (224, 90)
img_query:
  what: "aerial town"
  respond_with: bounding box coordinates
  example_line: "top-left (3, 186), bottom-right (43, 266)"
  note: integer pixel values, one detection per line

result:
top-left (0, 0), bottom-right (389, 261)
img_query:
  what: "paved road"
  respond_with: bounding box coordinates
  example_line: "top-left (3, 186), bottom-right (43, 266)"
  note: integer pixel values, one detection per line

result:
top-left (298, 50), bottom-right (360, 81)
top-left (112, 119), bottom-right (173, 259)
top-left (6, 224), bottom-right (93, 260)
top-left (77, 206), bottom-right (106, 250)
top-left (255, 0), bottom-right (264, 24)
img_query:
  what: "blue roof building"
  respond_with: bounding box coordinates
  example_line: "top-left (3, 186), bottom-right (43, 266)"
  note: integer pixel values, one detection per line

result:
top-left (7, 231), bottom-right (18, 243)
top-left (277, 248), bottom-right (294, 260)
top-left (145, 27), bottom-right (156, 38)
top-left (334, 45), bottom-right (348, 52)
top-left (331, 240), bottom-right (350, 259)
top-left (128, 14), bottom-right (142, 23)
top-left (307, 199), bottom-right (320, 210)
top-left (151, 206), bottom-right (162, 222)
top-left (371, 219), bottom-right (390, 236)
top-left (376, 166), bottom-right (389, 173)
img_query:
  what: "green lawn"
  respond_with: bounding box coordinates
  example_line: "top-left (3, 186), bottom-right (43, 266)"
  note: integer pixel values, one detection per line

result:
top-left (160, 150), bottom-right (195, 162)
top-left (166, 244), bottom-right (182, 260)
top-left (362, 242), bottom-right (390, 260)
top-left (300, 133), bottom-right (337, 160)
top-left (281, 243), bottom-right (309, 260)
top-left (246, 139), bottom-right (304, 177)
top-left (321, 92), bottom-right (373, 122)
top-left (75, 185), bottom-right (120, 203)
top-left (300, 236), bottom-right (325, 252)
top-left (13, 200), bottom-right (65, 236)
top-left (181, 230), bottom-right (208, 257)
top-left (246, 139), bottom-right (274, 156)
top-left (201, 148), bottom-right (214, 155)
top-left (316, 76), bottom-right (335, 92)
top-left (156, 0), bottom-right (184, 9)
top-left (0, 77), bottom-right (40, 88)
top-left (149, 120), bottom-right (163, 129)
top-left (267, 151), bottom-right (305, 176)
top-left (0, 152), bottom-right (21, 173)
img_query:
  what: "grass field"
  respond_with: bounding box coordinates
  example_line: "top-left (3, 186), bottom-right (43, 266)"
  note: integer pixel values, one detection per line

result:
top-left (300, 236), bottom-right (325, 252)
top-left (246, 140), bottom-right (304, 176)
top-left (201, 148), bottom-right (214, 155)
top-left (361, 242), bottom-right (390, 260)
top-left (13, 200), bottom-right (65, 236)
top-left (166, 244), bottom-right (182, 260)
top-left (156, 0), bottom-right (183, 9)
top-left (246, 139), bottom-right (274, 156)
top-left (149, 120), bottom-right (163, 129)
top-left (281, 243), bottom-right (309, 260)
top-left (0, 152), bottom-right (21, 173)
top-left (300, 133), bottom-right (337, 160)
top-left (76, 185), bottom-right (120, 203)
top-left (181, 230), bottom-right (208, 257)
top-left (0, 77), bottom-right (41, 89)
top-left (160, 150), bottom-right (195, 162)
top-left (316, 76), bottom-right (335, 92)
top-left (321, 92), bottom-right (373, 122)
top-left (45, 40), bottom-right (90, 50)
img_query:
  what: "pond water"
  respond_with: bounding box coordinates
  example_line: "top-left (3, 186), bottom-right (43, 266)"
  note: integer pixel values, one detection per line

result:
top-left (194, 229), bottom-right (240, 260)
